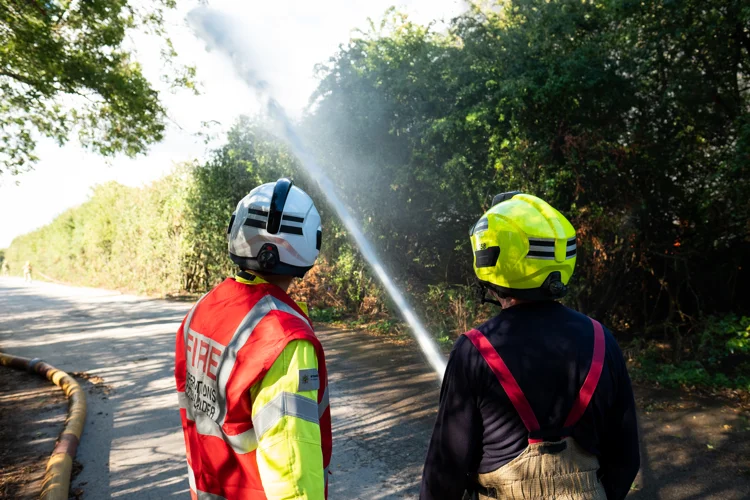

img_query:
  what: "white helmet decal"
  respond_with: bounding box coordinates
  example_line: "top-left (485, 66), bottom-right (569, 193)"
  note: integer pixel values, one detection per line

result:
top-left (228, 179), bottom-right (321, 277)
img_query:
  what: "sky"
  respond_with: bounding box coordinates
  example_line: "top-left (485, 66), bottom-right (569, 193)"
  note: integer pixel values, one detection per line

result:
top-left (0, 0), bottom-right (466, 248)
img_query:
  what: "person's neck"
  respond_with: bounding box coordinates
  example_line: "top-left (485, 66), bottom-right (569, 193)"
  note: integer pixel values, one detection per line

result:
top-left (498, 296), bottom-right (531, 310)
top-left (248, 270), bottom-right (294, 292)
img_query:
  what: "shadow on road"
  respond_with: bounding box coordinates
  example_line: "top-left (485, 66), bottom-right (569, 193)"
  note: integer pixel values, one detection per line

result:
top-left (0, 279), bottom-right (190, 499)
top-left (318, 326), bottom-right (441, 499)
top-left (630, 386), bottom-right (750, 499)
top-left (2, 278), bottom-right (748, 499)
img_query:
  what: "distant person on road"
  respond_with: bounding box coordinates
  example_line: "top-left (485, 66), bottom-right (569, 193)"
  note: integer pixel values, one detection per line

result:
top-left (23, 261), bottom-right (32, 283)
top-left (175, 178), bottom-right (331, 500)
top-left (421, 192), bottom-right (640, 500)
top-left (1, 261), bottom-right (9, 276)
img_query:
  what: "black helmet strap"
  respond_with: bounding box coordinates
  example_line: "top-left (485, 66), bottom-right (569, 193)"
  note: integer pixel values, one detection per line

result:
top-left (479, 271), bottom-right (568, 305)
top-left (267, 178), bottom-right (293, 234)
top-left (491, 191), bottom-right (522, 207)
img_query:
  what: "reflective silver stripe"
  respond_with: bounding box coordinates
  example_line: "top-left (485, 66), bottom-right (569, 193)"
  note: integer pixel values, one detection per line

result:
top-left (528, 245), bottom-right (556, 253)
top-left (215, 296), bottom-right (277, 424)
top-left (197, 489), bottom-right (227, 500)
top-left (189, 463), bottom-right (228, 499)
top-left (183, 293), bottom-right (209, 345)
top-left (191, 412), bottom-right (225, 439)
top-left (224, 428), bottom-right (258, 454)
top-left (185, 404), bottom-right (258, 454)
top-left (216, 295), bottom-right (310, 425)
top-left (177, 391), bottom-right (189, 410)
top-left (253, 392), bottom-right (319, 440)
top-left (188, 463), bottom-right (196, 490)
top-left (318, 385), bottom-right (330, 418)
top-left (566, 243), bottom-right (576, 251)
top-left (189, 412), bottom-right (257, 454)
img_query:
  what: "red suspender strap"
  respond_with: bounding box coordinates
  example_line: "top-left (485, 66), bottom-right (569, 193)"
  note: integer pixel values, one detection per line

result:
top-left (563, 318), bottom-right (606, 428)
top-left (464, 329), bottom-right (540, 433)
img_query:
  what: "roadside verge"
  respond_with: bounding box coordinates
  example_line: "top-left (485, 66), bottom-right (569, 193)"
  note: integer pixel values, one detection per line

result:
top-left (0, 352), bottom-right (87, 500)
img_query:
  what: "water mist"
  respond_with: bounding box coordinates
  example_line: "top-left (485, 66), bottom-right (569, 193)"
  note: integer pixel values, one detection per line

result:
top-left (189, 8), bottom-right (448, 380)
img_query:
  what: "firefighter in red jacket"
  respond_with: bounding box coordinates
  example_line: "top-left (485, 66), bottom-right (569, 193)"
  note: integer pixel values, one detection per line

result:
top-left (175, 178), bottom-right (331, 499)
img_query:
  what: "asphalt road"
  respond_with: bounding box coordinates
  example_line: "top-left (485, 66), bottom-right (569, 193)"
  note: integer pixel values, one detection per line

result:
top-left (1, 277), bottom-right (748, 499)
top-left (0, 277), bottom-right (439, 499)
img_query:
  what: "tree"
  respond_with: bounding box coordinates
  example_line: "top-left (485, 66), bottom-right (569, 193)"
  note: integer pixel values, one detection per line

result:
top-left (306, 11), bottom-right (472, 283)
top-left (0, 0), bottom-right (195, 175)
top-left (309, 0), bottom-right (750, 334)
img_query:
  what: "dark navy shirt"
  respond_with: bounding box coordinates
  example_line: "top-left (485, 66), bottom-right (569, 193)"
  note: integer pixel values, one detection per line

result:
top-left (420, 301), bottom-right (640, 500)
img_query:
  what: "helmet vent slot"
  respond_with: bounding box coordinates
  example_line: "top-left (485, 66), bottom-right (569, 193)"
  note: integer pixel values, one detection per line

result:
top-left (475, 246), bottom-right (500, 268)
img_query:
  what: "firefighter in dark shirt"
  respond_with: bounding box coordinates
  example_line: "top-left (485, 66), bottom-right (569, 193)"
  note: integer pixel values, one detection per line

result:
top-left (421, 192), bottom-right (640, 500)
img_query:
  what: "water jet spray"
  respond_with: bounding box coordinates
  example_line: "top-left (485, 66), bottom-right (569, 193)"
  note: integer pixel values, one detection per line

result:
top-left (189, 8), bottom-right (448, 380)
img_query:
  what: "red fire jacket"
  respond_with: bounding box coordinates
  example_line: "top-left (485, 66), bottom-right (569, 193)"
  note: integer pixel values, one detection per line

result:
top-left (175, 277), bottom-right (332, 499)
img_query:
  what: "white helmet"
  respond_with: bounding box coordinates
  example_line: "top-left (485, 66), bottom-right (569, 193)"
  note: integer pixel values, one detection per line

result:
top-left (228, 178), bottom-right (322, 277)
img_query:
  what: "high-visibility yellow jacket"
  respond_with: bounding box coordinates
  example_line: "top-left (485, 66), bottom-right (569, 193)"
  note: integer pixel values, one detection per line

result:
top-left (175, 273), bottom-right (331, 499)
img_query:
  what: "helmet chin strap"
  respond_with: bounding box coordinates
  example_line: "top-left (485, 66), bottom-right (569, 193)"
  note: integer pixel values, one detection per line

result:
top-left (478, 271), bottom-right (567, 306)
top-left (479, 284), bottom-right (504, 307)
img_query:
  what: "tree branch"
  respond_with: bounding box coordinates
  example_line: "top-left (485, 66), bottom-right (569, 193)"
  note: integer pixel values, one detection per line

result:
top-left (25, 0), bottom-right (47, 19)
top-left (0, 69), bottom-right (37, 88)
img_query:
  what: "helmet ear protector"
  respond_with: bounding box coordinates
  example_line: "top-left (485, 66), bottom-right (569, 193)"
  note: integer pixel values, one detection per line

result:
top-left (260, 178), bottom-right (292, 273)
top-left (257, 243), bottom-right (280, 271)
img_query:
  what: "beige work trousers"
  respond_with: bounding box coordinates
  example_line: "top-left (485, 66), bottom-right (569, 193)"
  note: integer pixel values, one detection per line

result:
top-left (476, 438), bottom-right (607, 500)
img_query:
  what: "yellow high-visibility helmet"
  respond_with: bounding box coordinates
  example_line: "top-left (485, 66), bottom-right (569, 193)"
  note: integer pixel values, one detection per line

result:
top-left (470, 191), bottom-right (577, 301)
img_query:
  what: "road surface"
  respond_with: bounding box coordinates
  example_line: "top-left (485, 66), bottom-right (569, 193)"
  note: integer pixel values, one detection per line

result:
top-left (1, 277), bottom-right (748, 499)
top-left (0, 277), bottom-right (439, 499)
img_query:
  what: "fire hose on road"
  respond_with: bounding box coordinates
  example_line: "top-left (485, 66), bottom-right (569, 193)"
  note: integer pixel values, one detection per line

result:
top-left (0, 352), bottom-right (87, 500)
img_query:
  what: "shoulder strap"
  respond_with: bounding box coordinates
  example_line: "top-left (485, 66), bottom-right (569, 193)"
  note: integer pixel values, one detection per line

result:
top-left (464, 329), bottom-right (540, 433)
top-left (465, 318), bottom-right (606, 441)
top-left (563, 318), bottom-right (606, 428)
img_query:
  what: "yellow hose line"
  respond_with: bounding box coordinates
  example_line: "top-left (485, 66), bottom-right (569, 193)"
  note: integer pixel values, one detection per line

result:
top-left (0, 352), bottom-right (87, 500)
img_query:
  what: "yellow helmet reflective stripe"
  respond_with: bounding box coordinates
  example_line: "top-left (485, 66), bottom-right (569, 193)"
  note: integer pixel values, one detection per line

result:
top-left (471, 192), bottom-right (577, 300)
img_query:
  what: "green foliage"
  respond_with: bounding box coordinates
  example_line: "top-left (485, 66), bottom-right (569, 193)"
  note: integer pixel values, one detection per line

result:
top-left (5, 2), bottom-right (750, 395)
top-left (309, 307), bottom-right (346, 323)
top-left (631, 315), bottom-right (750, 390)
top-left (5, 178), bottom-right (187, 292)
top-left (370, 319), bottom-right (398, 335)
top-left (0, 0), bottom-right (195, 175)
top-left (698, 315), bottom-right (750, 362)
top-left (632, 358), bottom-right (750, 392)
top-left (306, 0), bottom-right (750, 339)
top-left (3, 118), bottom-right (302, 293)
top-left (422, 284), bottom-right (492, 339)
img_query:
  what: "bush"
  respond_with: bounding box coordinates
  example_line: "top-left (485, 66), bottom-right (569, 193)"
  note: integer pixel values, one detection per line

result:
top-left (630, 315), bottom-right (750, 390)
top-left (422, 284), bottom-right (493, 339)
top-left (309, 307), bottom-right (346, 323)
